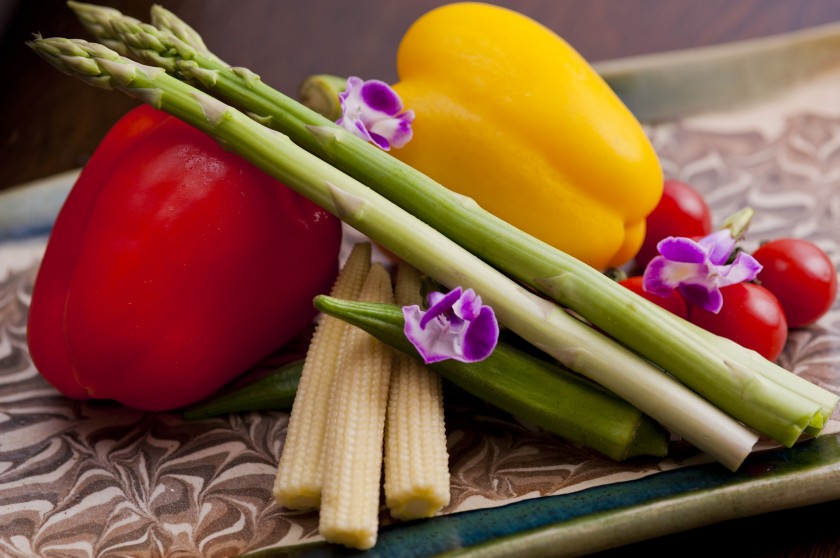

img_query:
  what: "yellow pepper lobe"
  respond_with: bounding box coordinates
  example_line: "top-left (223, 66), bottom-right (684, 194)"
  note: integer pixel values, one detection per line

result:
top-left (391, 2), bottom-right (663, 270)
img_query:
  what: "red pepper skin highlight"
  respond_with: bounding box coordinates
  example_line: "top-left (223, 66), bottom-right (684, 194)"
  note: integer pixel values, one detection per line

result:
top-left (27, 105), bottom-right (342, 411)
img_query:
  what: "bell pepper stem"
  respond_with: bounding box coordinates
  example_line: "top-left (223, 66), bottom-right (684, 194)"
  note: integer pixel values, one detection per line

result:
top-left (62, 0), bottom-right (838, 449)
top-left (298, 74), bottom-right (347, 122)
top-left (28, 35), bottom-right (769, 470)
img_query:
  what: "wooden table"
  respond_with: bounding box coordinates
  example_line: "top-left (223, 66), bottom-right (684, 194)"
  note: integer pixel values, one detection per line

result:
top-left (2, 1), bottom-right (840, 556)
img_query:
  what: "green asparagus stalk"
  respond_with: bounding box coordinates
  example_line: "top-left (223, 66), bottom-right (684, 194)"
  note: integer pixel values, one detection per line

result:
top-left (28, 36), bottom-right (761, 470)
top-left (313, 295), bottom-right (670, 461)
top-left (67, 0), bottom-right (130, 55)
top-left (65, 1), bottom-right (838, 447)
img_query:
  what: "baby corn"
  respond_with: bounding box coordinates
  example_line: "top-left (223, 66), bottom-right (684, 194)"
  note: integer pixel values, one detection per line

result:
top-left (273, 242), bottom-right (372, 510)
top-left (319, 262), bottom-right (395, 550)
top-left (384, 263), bottom-right (450, 520)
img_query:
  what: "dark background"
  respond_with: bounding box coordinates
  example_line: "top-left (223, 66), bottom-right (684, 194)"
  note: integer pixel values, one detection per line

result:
top-left (2, 1), bottom-right (840, 556)
top-left (4, 0), bottom-right (840, 192)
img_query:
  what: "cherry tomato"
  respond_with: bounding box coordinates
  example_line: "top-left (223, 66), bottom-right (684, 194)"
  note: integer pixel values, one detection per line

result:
top-left (619, 275), bottom-right (689, 320)
top-left (752, 238), bottom-right (837, 328)
top-left (688, 283), bottom-right (788, 361)
top-left (635, 179), bottom-right (713, 272)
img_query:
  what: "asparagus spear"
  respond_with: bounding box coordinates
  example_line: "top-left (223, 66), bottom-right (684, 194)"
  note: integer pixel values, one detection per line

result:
top-left (28, 36), bottom-right (762, 470)
top-left (65, 2), bottom-right (838, 447)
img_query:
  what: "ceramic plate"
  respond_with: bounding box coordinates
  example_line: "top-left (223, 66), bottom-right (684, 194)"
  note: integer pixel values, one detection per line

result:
top-left (1, 25), bottom-right (840, 558)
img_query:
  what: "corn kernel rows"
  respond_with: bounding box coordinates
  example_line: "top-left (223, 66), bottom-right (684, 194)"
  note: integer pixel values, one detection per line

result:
top-left (319, 262), bottom-right (394, 550)
top-left (384, 262), bottom-right (450, 520)
top-left (273, 242), bottom-right (372, 510)
top-left (274, 246), bottom-right (450, 550)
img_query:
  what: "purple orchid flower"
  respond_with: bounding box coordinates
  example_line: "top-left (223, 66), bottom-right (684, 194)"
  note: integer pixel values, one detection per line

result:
top-left (336, 76), bottom-right (414, 151)
top-left (402, 287), bottom-right (499, 364)
top-left (643, 229), bottom-right (762, 314)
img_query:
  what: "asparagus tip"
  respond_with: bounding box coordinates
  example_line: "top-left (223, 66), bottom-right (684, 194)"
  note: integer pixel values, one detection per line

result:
top-left (149, 2), bottom-right (224, 64)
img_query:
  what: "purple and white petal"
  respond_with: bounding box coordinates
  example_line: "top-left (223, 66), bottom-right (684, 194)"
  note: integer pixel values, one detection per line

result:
top-left (716, 251), bottom-right (762, 287)
top-left (642, 256), bottom-right (674, 296)
top-left (678, 280), bottom-right (724, 313)
top-left (643, 256), bottom-right (706, 296)
top-left (360, 79), bottom-right (404, 115)
top-left (336, 77), bottom-right (364, 126)
top-left (656, 236), bottom-right (707, 263)
top-left (461, 306), bottom-right (499, 362)
top-left (369, 110), bottom-right (415, 149)
top-left (427, 291), bottom-right (446, 307)
top-left (403, 305), bottom-right (463, 363)
top-left (367, 131), bottom-right (392, 150)
top-left (420, 287), bottom-right (462, 329)
top-left (699, 230), bottom-right (737, 265)
top-left (452, 288), bottom-right (482, 321)
top-left (350, 118), bottom-right (374, 144)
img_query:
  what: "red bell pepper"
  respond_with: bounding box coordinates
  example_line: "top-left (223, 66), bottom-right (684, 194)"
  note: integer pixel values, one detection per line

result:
top-left (27, 105), bottom-right (342, 411)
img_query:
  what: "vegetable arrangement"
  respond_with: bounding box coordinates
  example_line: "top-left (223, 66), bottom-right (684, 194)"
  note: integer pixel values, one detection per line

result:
top-left (24, 0), bottom-right (840, 551)
top-left (35, 0), bottom-right (837, 464)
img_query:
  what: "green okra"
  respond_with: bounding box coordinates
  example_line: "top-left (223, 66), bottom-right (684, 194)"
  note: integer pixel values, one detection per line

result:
top-left (181, 359), bottom-right (303, 420)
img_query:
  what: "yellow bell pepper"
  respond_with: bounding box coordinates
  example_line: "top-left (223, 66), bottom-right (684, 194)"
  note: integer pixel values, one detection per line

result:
top-left (391, 2), bottom-right (663, 270)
